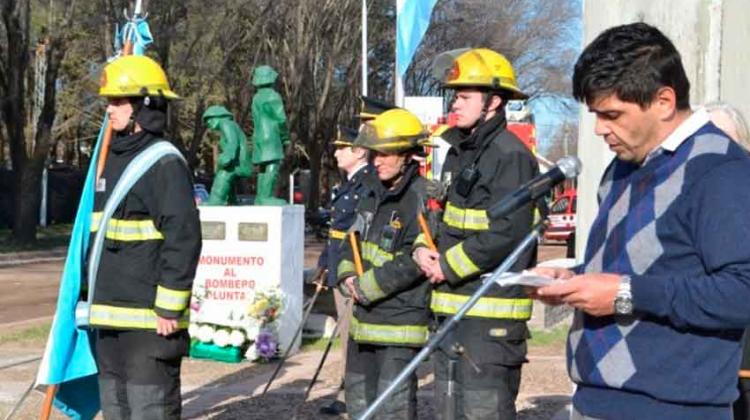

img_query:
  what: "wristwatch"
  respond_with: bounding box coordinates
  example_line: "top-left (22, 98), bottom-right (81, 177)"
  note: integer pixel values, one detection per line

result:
top-left (613, 275), bottom-right (633, 315)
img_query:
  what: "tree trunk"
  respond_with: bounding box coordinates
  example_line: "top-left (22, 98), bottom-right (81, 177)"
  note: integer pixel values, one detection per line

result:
top-left (307, 139), bottom-right (322, 211)
top-left (187, 97), bottom-right (206, 169)
top-left (11, 161), bottom-right (42, 243)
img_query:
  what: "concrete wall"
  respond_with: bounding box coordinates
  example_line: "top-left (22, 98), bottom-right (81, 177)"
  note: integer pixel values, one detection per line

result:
top-left (575, 0), bottom-right (750, 258)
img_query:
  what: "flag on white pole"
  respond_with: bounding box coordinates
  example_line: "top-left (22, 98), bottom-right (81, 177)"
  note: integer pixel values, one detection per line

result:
top-left (396, 0), bottom-right (438, 78)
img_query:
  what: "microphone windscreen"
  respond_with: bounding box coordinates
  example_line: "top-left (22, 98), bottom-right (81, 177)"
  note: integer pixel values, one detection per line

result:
top-left (556, 156), bottom-right (582, 179)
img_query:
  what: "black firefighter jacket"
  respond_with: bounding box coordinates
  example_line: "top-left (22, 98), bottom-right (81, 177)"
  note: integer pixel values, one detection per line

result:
top-left (423, 113), bottom-right (538, 331)
top-left (88, 131), bottom-right (202, 330)
top-left (337, 162), bottom-right (430, 347)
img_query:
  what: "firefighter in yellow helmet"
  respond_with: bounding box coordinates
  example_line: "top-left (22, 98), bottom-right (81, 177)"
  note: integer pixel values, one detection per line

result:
top-left (336, 108), bottom-right (431, 419)
top-left (94, 54), bottom-right (201, 419)
top-left (412, 48), bottom-right (539, 419)
top-left (319, 97), bottom-right (396, 417)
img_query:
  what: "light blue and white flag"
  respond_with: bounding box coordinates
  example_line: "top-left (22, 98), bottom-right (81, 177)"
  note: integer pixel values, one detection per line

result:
top-left (35, 118), bottom-right (105, 420)
top-left (396, 0), bottom-right (439, 78)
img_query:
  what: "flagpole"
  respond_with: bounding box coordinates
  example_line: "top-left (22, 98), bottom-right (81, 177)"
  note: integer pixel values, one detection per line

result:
top-left (361, 0), bottom-right (368, 96)
top-left (394, 0), bottom-right (404, 107)
top-left (95, 0), bottom-right (141, 183)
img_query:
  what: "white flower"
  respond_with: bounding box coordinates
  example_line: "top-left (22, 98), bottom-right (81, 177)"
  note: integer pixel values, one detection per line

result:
top-left (197, 325), bottom-right (215, 343)
top-left (245, 321), bottom-right (261, 340)
top-left (188, 323), bottom-right (199, 338)
top-left (244, 344), bottom-right (258, 361)
top-left (229, 330), bottom-right (246, 347)
top-left (213, 329), bottom-right (231, 347)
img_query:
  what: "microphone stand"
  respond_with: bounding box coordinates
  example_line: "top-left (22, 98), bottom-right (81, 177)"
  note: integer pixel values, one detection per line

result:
top-left (358, 220), bottom-right (548, 420)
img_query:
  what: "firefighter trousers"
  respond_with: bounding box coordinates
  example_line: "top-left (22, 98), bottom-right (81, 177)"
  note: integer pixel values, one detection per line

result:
top-left (345, 339), bottom-right (418, 419)
top-left (95, 329), bottom-right (189, 420)
top-left (433, 317), bottom-right (525, 420)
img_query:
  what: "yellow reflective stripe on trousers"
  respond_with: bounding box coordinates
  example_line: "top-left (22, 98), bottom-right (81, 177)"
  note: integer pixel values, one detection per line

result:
top-left (358, 269), bottom-right (386, 301)
top-left (445, 242), bottom-right (481, 278)
top-left (90, 212), bottom-right (164, 241)
top-left (350, 318), bottom-right (428, 345)
top-left (154, 285), bottom-right (191, 311)
top-left (430, 291), bottom-right (532, 320)
top-left (443, 202), bottom-right (489, 231)
top-left (338, 259), bottom-right (356, 277)
top-left (361, 241), bottom-right (394, 267)
top-left (89, 304), bottom-right (190, 329)
top-left (329, 229), bottom-right (346, 240)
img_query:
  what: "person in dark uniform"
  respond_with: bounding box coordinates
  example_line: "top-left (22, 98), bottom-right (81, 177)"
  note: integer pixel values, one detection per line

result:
top-left (317, 126), bottom-right (374, 415)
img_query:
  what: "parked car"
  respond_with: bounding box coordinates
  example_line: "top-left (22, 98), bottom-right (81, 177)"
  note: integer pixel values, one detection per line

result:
top-left (544, 190), bottom-right (576, 243)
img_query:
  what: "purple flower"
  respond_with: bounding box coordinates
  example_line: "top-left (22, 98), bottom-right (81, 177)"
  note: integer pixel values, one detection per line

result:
top-left (255, 330), bottom-right (278, 361)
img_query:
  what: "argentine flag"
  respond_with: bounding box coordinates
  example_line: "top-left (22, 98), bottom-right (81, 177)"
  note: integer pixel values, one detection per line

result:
top-left (396, 0), bottom-right (439, 78)
top-left (35, 119), bottom-right (105, 419)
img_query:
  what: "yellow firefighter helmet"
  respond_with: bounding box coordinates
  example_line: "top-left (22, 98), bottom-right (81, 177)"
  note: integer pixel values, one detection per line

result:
top-left (354, 108), bottom-right (431, 154)
top-left (442, 48), bottom-right (527, 99)
top-left (99, 55), bottom-right (179, 99)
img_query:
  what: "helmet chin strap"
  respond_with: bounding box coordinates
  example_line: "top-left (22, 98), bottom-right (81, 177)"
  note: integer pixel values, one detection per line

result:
top-left (473, 91), bottom-right (497, 131)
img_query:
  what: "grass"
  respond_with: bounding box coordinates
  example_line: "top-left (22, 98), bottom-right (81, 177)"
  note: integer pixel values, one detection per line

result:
top-left (0, 322), bottom-right (51, 346)
top-left (528, 325), bottom-right (569, 347)
top-left (301, 336), bottom-right (341, 352)
top-left (0, 223), bottom-right (72, 253)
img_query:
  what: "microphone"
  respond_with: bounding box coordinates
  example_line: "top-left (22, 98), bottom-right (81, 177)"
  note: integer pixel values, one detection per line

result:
top-left (488, 155), bottom-right (582, 219)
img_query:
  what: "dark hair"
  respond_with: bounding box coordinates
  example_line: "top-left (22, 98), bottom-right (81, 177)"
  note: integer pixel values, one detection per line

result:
top-left (572, 22), bottom-right (690, 110)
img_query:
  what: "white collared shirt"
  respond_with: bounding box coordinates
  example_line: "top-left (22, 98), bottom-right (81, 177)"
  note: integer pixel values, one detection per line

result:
top-left (347, 162), bottom-right (368, 180)
top-left (643, 108), bottom-right (710, 164)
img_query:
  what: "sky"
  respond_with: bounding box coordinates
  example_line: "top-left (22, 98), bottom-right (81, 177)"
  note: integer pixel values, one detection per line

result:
top-left (530, 0), bottom-right (583, 157)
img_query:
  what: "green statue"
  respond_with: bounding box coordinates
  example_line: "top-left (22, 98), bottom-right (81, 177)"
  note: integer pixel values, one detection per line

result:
top-left (250, 65), bottom-right (290, 206)
top-left (202, 105), bottom-right (253, 205)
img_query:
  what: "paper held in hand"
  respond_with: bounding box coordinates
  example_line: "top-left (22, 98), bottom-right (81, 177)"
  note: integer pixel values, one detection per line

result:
top-left (483, 270), bottom-right (558, 288)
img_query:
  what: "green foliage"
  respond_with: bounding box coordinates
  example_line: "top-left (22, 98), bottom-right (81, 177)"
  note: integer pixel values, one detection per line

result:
top-left (0, 224), bottom-right (71, 252)
top-left (2, 0), bottom-right (581, 235)
top-left (0, 322), bottom-right (51, 345)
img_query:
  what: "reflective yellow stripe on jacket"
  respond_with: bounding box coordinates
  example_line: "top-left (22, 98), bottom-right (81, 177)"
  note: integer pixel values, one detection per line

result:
top-left (337, 259), bottom-right (356, 278)
top-left (91, 212), bottom-right (164, 241)
top-left (414, 232), bottom-right (430, 249)
top-left (431, 291), bottom-right (532, 320)
top-left (329, 229), bottom-right (346, 240)
top-left (89, 304), bottom-right (190, 329)
top-left (154, 285), bottom-right (191, 312)
top-left (358, 269), bottom-right (386, 302)
top-left (445, 242), bottom-right (481, 278)
top-left (361, 241), bottom-right (394, 267)
top-left (350, 318), bottom-right (428, 346)
top-left (443, 202), bottom-right (490, 231)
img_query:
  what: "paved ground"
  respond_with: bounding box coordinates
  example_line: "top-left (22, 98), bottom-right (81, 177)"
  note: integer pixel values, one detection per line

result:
top-left (0, 261), bottom-right (62, 327)
top-left (0, 239), bottom-right (573, 419)
top-left (0, 335), bottom-right (571, 419)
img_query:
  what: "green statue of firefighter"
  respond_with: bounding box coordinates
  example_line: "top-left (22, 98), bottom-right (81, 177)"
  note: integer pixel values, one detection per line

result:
top-left (202, 105), bottom-right (252, 205)
top-left (250, 65), bottom-right (290, 206)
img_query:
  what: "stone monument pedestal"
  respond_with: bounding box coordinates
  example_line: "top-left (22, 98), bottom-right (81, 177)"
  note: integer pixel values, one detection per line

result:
top-left (190, 205), bottom-right (304, 359)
